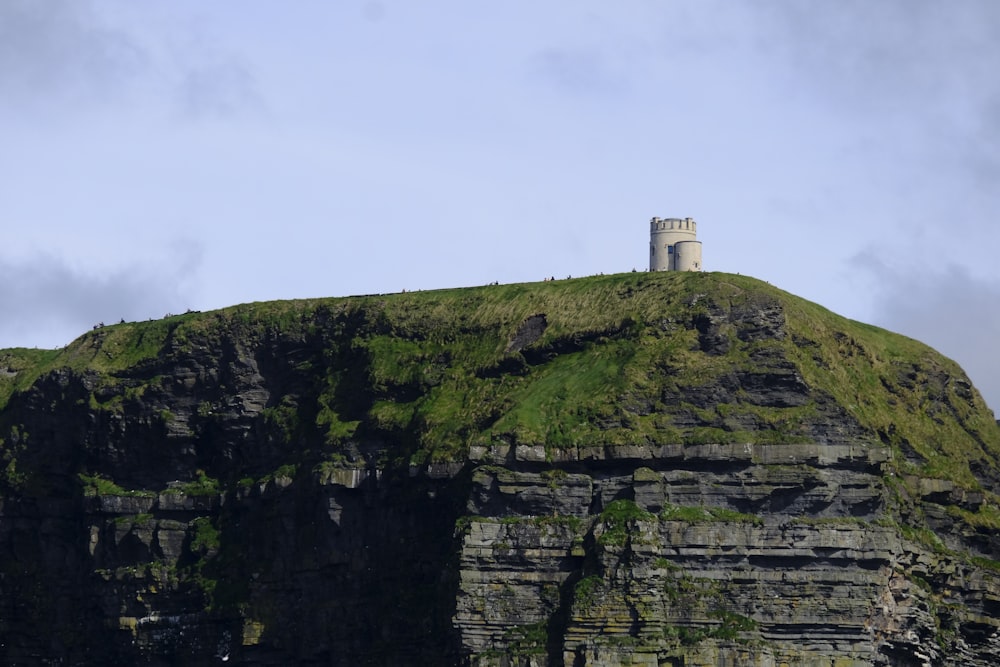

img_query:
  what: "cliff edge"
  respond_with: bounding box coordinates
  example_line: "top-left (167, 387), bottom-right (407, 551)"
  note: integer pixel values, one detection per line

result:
top-left (1, 271), bottom-right (999, 666)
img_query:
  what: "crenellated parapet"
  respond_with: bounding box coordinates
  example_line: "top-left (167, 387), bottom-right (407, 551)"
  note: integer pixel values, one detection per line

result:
top-left (649, 217), bottom-right (696, 233)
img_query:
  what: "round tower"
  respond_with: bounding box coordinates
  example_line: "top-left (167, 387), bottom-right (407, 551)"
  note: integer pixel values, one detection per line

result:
top-left (649, 217), bottom-right (702, 272)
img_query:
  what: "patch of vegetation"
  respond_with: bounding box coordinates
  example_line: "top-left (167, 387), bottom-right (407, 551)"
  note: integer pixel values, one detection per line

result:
top-left (165, 470), bottom-right (220, 497)
top-left (502, 621), bottom-right (548, 657)
top-left (315, 397), bottom-right (361, 446)
top-left (968, 555), bottom-right (1000, 572)
top-left (270, 463), bottom-right (298, 481)
top-left (0, 349), bottom-right (61, 409)
top-left (369, 399), bottom-right (416, 432)
top-left (489, 340), bottom-right (638, 447)
top-left (897, 522), bottom-right (949, 554)
top-left (790, 516), bottom-right (871, 527)
top-left (189, 517), bottom-right (220, 555)
top-left (664, 612), bottom-right (757, 646)
top-left (261, 399), bottom-right (301, 444)
top-left (498, 514), bottom-right (586, 532)
top-left (707, 609), bottom-right (758, 639)
top-left (945, 497), bottom-right (1000, 531)
top-left (453, 515), bottom-right (486, 534)
top-left (598, 499), bottom-right (656, 546)
top-left (1, 456), bottom-right (27, 490)
top-left (781, 295), bottom-right (1000, 487)
top-left (682, 426), bottom-right (743, 446)
top-left (890, 516), bottom-right (1000, 576)
top-left (1, 315), bottom-right (203, 407)
top-left (662, 570), bottom-right (724, 605)
top-left (653, 557), bottom-right (681, 571)
top-left (541, 467), bottom-right (568, 488)
top-left (574, 575), bottom-right (604, 608)
top-left (77, 473), bottom-right (155, 498)
top-left (178, 515), bottom-right (251, 612)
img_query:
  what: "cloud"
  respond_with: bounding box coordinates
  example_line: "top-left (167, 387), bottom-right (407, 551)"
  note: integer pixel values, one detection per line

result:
top-left (751, 2), bottom-right (1000, 177)
top-left (529, 48), bottom-right (630, 97)
top-left (751, 1), bottom-right (1000, 303)
top-left (174, 59), bottom-right (264, 120)
top-left (754, 2), bottom-right (999, 91)
top-left (0, 0), bottom-right (145, 109)
top-left (0, 1), bottom-right (264, 121)
top-left (0, 242), bottom-right (202, 349)
top-left (854, 251), bottom-right (1000, 416)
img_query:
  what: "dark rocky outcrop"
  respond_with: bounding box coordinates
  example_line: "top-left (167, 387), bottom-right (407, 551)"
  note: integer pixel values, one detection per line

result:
top-left (1, 271), bottom-right (999, 666)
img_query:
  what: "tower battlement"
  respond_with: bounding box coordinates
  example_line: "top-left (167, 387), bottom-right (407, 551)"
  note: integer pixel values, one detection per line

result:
top-left (649, 216), bottom-right (702, 272)
top-left (649, 217), bottom-right (696, 234)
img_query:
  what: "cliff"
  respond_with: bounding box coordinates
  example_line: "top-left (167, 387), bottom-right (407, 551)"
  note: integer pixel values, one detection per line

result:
top-left (1, 271), bottom-right (999, 666)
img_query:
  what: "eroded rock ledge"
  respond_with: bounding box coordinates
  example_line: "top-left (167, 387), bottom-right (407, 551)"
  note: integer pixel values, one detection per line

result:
top-left (454, 455), bottom-right (1000, 666)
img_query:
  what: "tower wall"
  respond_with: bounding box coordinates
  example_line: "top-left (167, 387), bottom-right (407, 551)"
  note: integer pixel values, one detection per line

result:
top-left (673, 240), bottom-right (702, 272)
top-left (649, 217), bottom-right (700, 272)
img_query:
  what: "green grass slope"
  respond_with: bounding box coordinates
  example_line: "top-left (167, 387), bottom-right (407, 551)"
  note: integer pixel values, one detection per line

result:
top-left (2, 271), bottom-right (998, 491)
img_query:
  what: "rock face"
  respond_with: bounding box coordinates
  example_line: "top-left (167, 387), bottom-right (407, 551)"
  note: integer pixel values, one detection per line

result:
top-left (1, 271), bottom-right (1000, 666)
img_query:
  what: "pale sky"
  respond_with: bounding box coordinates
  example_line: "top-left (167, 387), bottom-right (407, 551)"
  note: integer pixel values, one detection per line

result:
top-left (2, 1), bottom-right (999, 414)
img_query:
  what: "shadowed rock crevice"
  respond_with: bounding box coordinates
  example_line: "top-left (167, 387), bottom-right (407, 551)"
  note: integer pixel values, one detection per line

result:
top-left (506, 314), bottom-right (548, 353)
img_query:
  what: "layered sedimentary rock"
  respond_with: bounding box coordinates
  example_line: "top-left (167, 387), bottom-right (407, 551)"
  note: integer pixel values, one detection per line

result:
top-left (1, 271), bottom-right (999, 665)
top-left (455, 453), bottom-right (1000, 666)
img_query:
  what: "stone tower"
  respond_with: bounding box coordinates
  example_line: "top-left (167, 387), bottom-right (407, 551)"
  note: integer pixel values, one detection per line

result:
top-left (649, 217), bottom-right (702, 272)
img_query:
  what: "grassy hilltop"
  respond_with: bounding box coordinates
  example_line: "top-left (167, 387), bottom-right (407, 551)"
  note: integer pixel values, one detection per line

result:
top-left (2, 271), bottom-right (998, 488)
top-left (4, 270), bottom-right (1000, 665)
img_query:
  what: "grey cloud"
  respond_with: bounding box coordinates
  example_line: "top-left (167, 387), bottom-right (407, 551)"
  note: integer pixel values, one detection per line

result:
top-left (0, 1), bottom-right (264, 121)
top-left (0, 243), bottom-right (202, 349)
top-left (854, 251), bottom-right (1000, 416)
top-left (174, 60), bottom-right (264, 120)
top-left (751, 2), bottom-right (1000, 178)
top-left (0, 0), bottom-right (145, 108)
top-left (530, 48), bottom-right (629, 97)
top-left (754, 2), bottom-right (1000, 90)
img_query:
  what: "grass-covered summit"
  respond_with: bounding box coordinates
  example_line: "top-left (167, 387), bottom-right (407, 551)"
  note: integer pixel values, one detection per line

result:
top-left (3, 270), bottom-right (1000, 665)
top-left (2, 270), bottom-right (997, 488)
